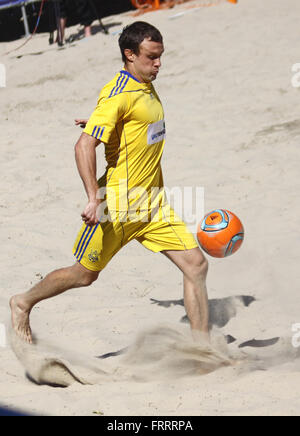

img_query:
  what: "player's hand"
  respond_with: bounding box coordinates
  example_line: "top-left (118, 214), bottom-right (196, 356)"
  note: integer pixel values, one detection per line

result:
top-left (81, 199), bottom-right (102, 227)
top-left (75, 119), bottom-right (88, 128)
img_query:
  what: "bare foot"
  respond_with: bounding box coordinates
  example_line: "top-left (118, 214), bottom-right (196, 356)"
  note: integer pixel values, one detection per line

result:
top-left (192, 329), bottom-right (211, 345)
top-left (10, 296), bottom-right (33, 344)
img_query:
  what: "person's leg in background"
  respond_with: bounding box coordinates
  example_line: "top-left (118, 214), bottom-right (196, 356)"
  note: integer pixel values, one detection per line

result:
top-left (55, 0), bottom-right (67, 45)
top-left (76, 0), bottom-right (94, 38)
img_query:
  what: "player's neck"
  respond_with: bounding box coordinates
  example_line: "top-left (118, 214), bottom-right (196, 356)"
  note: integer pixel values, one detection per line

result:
top-left (123, 65), bottom-right (146, 84)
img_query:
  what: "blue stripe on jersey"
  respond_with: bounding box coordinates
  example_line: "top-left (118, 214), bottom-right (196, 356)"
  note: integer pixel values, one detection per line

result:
top-left (109, 73), bottom-right (123, 98)
top-left (78, 224), bottom-right (99, 262)
top-left (120, 70), bottom-right (141, 83)
top-left (118, 76), bottom-right (129, 94)
top-left (92, 126), bottom-right (97, 137)
top-left (113, 73), bottom-right (127, 96)
top-left (99, 126), bottom-right (105, 139)
top-left (96, 126), bottom-right (101, 139)
top-left (89, 126), bottom-right (105, 140)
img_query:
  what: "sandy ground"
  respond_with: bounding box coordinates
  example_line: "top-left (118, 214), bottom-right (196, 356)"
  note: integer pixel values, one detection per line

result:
top-left (0, 0), bottom-right (300, 416)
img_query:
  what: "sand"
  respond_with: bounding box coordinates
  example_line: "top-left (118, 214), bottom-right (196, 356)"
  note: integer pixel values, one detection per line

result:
top-left (0, 0), bottom-right (300, 416)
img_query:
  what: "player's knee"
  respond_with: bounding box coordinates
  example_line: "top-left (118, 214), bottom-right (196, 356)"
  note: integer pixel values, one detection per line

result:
top-left (190, 253), bottom-right (208, 282)
top-left (79, 270), bottom-right (99, 287)
top-left (74, 262), bottom-right (100, 287)
top-left (200, 256), bottom-right (209, 277)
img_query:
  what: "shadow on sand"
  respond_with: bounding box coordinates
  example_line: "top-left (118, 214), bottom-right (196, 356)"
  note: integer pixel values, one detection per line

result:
top-left (97, 295), bottom-right (279, 360)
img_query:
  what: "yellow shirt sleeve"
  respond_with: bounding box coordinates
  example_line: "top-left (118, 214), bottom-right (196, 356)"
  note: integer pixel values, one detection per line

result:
top-left (84, 92), bottom-right (129, 144)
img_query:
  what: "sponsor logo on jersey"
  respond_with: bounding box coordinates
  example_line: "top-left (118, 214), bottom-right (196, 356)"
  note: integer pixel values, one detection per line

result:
top-left (147, 120), bottom-right (166, 145)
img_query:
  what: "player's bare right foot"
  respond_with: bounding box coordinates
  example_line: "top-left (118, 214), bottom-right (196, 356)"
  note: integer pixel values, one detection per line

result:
top-left (9, 295), bottom-right (33, 344)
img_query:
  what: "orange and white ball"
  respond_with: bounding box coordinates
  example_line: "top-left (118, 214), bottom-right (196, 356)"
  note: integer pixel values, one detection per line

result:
top-left (197, 209), bottom-right (244, 258)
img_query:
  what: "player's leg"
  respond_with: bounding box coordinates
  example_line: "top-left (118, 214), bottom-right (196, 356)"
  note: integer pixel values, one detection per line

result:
top-left (10, 262), bottom-right (99, 344)
top-left (162, 247), bottom-right (210, 342)
top-left (10, 217), bottom-right (123, 344)
top-left (135, 205), bottom-right (210, 341)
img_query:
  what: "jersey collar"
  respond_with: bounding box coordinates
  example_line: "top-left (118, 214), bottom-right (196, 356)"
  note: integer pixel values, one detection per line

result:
top-left (120, 70), bottom-right (141, 83)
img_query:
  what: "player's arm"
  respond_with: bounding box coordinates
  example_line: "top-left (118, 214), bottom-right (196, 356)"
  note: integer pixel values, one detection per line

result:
top-left (75, 132), bottom-right (101, 227)
top-left (75, 91), bottom-right (129, 226)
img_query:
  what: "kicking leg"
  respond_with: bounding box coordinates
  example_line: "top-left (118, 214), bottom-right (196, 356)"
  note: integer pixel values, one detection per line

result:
top-left (162, 247), bottom-right (210, 342)
top-left (10, 262), bottom-right (99, 344)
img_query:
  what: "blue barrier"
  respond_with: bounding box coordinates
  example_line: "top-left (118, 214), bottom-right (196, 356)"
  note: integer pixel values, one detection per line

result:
top-left (0, 0), bottom-right (41, 37)
top-left (0, 1), bottom-right (24, 7)
top-left (0, 0), bottom-right (37, 11)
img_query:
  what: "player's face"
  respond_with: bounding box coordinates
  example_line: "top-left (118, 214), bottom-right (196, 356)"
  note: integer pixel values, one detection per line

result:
top-left (128, 38), bottom-right (164, 83)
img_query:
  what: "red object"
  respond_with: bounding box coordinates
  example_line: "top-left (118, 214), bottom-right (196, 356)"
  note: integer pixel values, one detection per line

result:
top-left (130, 0), bottom-right (158, 9)
top-left (130, 0), bottom-right (238, 10)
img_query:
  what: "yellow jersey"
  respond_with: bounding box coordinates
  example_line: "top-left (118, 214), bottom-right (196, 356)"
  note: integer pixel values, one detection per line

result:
top-left (84, 70), bottom-right (167, 215)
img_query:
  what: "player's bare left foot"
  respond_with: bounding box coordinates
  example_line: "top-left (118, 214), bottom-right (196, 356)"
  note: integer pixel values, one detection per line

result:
top-left (10, 295), bottom-right (33, 344)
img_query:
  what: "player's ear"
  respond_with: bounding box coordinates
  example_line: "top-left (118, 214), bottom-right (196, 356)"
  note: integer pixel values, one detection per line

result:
top-left (124, 49), bottom-right (135, 63)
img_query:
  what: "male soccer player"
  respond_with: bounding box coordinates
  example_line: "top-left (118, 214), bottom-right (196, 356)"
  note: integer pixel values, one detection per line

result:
top-left (10, 22), bottom-right (210, 345)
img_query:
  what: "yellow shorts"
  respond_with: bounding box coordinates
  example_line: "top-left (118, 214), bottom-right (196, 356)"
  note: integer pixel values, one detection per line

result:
top-left (72, 205), bottom-right (198, 272)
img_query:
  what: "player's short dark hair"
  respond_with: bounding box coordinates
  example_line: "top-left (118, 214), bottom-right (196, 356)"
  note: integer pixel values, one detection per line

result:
top-left (119, 21), bottom-right (163, 63)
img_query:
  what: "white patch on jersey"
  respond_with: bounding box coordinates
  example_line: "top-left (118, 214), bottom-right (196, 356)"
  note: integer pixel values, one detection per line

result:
top-left (147, 120), bottom-right (166, 146)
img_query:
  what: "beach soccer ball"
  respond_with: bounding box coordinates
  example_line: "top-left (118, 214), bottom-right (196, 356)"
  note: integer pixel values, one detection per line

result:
top-left (197, 209), bottom-right (244, 258)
